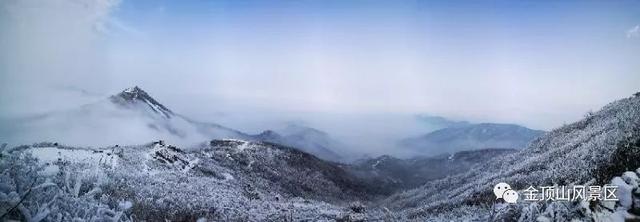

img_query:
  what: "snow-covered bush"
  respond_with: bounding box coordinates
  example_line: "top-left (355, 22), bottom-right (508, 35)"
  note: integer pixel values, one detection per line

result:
top-left (0, 150), bottom-right (129, 221)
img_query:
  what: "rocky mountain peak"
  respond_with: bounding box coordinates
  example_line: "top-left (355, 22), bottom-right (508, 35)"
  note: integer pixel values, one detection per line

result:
top-left (117, 86), bottom-right (151, 101)
top-left (110, 86), bottom-right (174, 118)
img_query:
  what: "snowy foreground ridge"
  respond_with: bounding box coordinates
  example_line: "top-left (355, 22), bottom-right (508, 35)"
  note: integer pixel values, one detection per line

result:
top-left (0, 140), bottom-right (380, 221)
top-left (1, 92), bottom-right (640, 221)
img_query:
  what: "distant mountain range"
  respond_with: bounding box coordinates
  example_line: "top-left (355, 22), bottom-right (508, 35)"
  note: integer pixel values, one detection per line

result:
top-left (0, 86), bottom-right (550, 161)
top-left (414, 114), bottom-right (470, 130)
top-left (400, 122), bottom-right (545, 155)
top-left (347, 148), bottom-right (518, 193)
top-left (254, 124), bottom-right (343, 161)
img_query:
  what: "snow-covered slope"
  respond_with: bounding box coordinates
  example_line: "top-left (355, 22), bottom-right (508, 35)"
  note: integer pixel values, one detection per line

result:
top-left (400, 123), bottom-right (545, 155)
top-left (1, 139), bottom-right (388, 221)
top-left (507, 167), bottom-right (640, 221)
top-left (195, 139), bottom-right (381, 201)
top-left (382, 92), bottom-right (640, 220)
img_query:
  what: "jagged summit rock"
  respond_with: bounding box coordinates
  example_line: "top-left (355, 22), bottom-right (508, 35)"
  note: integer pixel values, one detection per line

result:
top-left (110, 86), bottom-right (174, 118)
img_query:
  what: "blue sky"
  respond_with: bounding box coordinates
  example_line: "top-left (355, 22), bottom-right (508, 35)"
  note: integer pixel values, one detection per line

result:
top-left (1, 0), bottom-right (639, 130)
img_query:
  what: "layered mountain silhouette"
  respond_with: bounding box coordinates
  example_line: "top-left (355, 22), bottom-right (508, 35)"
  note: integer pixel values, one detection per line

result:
top-left (0, 86), bottom-right (551, 162)
top-left (254, 124), bottom-right (343, 161)
top-left (0, 86), bottom-right (347, 160)
top-left (400, 123), bottom-right (545, 155)
top-left (414, 114), bottom-right (470, 130)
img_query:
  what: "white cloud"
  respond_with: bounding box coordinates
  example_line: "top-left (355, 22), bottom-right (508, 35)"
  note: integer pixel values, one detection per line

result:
top-left (0, 0), bottom-right (121, 117)
top-left (627, 25), bottom-right (640, 38)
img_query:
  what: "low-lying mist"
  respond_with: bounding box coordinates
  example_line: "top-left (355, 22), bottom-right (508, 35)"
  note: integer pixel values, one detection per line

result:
top-left (202, 110), bottom-right (451, 158)
top-left (0, 94), bottom-right (454, 159)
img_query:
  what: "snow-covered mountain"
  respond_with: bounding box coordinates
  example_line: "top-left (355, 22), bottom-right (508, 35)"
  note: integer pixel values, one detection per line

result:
top-left (400, 123), bottom-right (545, 155)
top-left (3, 87), bottom-right (640, 221)
top-left (109, 86), bottom-right (252, 141)
top-left (0, 86), bottom-right (250, 147)
top-left (110, 86), bottom-right (175, 119)
top-left (382, 92), bottom-right (640, 221)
